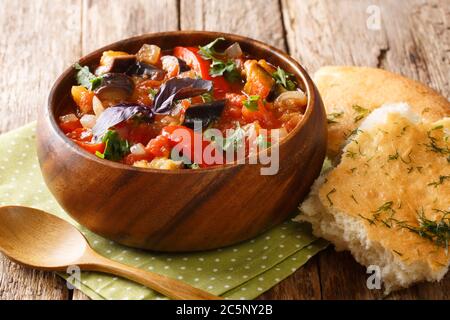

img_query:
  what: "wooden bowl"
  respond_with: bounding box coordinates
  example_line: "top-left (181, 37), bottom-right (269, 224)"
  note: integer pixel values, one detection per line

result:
top-left (37, 31), bottom-right (327, 252)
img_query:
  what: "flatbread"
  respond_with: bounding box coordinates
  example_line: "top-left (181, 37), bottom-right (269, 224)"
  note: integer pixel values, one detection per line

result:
top-left (298, 104), bottom-right (450, 292)
top-left (314, 66), bottom-right (450, 157)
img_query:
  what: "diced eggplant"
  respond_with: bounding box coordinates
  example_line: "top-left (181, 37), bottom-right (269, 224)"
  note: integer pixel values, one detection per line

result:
top-left (95, 51), bottom-right (136, 75)
top-left (126, 61), bottom-right (166, 81)
top-left (94, 73), bottom-right (134, 102)
top-left (183, 100), bottom-right (226, 129)
top-left (177, 58), bottom-right (190, 72)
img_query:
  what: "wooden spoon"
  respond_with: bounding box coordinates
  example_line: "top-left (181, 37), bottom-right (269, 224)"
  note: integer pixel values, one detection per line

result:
top-left (0, 205), bottom-right (221, 300)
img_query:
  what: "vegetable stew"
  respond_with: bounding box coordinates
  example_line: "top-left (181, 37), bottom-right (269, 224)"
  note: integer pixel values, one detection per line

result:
top-left (59, 38), bottom-right (307, 169)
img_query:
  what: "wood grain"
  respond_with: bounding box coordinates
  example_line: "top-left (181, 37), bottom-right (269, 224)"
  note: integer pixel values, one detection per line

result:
top-left (81, 0), bottom-right (178, 54)
top-left (0, 0), bottom-right (82, 133)
top-left (0, 0), bottom-right (83, 300)
top-left (0, 0), bottom-right (449, 300)
top-left (281, 0), bottom-right (450, 299)
top-left (180, 0), bottom-right (286, 50)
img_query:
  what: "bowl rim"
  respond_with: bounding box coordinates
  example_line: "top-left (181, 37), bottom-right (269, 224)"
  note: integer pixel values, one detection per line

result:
top-left (46, 30), bottom-right (319, 175)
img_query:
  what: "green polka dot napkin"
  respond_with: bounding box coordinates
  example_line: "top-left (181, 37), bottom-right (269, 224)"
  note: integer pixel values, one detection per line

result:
top-left (0, 122), bottom-right (328, 300)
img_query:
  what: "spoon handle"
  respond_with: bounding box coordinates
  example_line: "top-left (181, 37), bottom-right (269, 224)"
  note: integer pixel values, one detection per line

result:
top-left (80, 249), bottom-right (222, 300)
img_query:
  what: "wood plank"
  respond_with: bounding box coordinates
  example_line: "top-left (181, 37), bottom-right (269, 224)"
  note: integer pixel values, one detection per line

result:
top-left (281, 0), bottom-right (450, 299)
top-left (81, 0), bottom-right (179, 54)
top-left (180, 0), bottom-right (287, 50)
top-left (281, 0), bottom-right (390, 73)
top-left (0, 0), bottom-right (84, 299)
top-left (0, 255), bottom-right (69, 299)
top-left (0, 0), bottom-right (83, 133)
top-left (259, 256), bottom-right (322, 300)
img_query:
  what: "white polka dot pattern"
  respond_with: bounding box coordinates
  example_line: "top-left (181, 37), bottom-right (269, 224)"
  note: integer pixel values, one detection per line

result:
top-left (0, 123), bottom-right (328, 300)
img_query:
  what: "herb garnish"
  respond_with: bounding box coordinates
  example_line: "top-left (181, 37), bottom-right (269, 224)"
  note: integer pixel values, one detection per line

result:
top-left (424, 129), bottom-right (450, 156)
top-left (148, 88), bottom-right (158, 99)
top-left (427, 175), bottom-right (450, 188)
top-left (198, 38), bottom-right (240, 82)
top-left (243, 95), bottom-right (260, 111)
top-left (361, 201), bottom-right (450, 253)
top-left (272, 67), bottom-right (297, 91)
top-left (327, 112), bottom-right (344, 124)
top-left (326, 188), bottom-right (336, 206)
top-left (352, 105), bottom-right (370, 123)
top-left (388, 150), bottom-right (399, 161)
top-left (200, 92), bottom-right (214, 103)
top-left (398, 209), bottom-right (449, 254)
top-left (74, 63), bottom-right (103, 91)
top-left (185, 163), bottom-right (200, 169)
top-left (345, 149), bottom-right (357, 159)
top-left (95, 130), bottom-right (130, 161)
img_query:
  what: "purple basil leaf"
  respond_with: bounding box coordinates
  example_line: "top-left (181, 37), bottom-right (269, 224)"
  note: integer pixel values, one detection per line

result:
top-left (153, 78), bottom-right (213, 114)
top-left (92, 104), bottom-right (153, 141)
top-left (183, 100), bottom-right (226, 130)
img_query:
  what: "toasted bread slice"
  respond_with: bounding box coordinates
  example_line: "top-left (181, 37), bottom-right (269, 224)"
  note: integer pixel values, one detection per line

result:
top-left (314, 66), bottom-right (450, 158)
top-left (297, 104), bottom-right (450, 293)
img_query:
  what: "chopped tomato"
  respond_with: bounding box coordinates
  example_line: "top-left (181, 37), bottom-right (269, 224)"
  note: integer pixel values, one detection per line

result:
top-left (173, 46), bottom-right (230, 99)
top-left (59, 119), bottom-right (82, 134)
top-left (75, 140), bottom-right (105, 155)
top-left (156, 126), bottom-right (219, 167)
top-left (223, 93), bottom-right (245, 120)
top-left (145, 134), bottom-right (172, 158)
top-left (67, 128), bottom-right (93, 142)
top-left (124, 153), bottom-right (154, 165)
top-left (66, 128), bottom-right (105, 155)
top-left (242, 101), bottom-right (281, 129)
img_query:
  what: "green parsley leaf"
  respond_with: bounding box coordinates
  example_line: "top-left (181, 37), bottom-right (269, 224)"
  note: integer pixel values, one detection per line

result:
top-left (148, 88), bottom-right (158, 99)
top-left (352, 104), bottom-right (370, 123)
top-left (198, 38), bottom-right (240, 83)
top-left (95, 130), bottom-right (130, 161)
top-left (243, 95), bottom-right (260, 111)
top-left (200, 91), bottom-right (214, 103)
top-left (186, 163), bottom-right (200, 169)
top-left (210, 59), bottom-right (235, 77)
top-left (74, 63), bottom-right (103, 91)
top-left (327, 112), bottom-right (344, 124)
top-left (198, 37), bottom-right (225, 58)
top-left (272, 67), bottom-right (297, 91)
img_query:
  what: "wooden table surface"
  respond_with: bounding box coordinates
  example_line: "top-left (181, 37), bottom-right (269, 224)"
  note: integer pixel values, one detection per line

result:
top-left (0, 0), bottom-right (448, 300)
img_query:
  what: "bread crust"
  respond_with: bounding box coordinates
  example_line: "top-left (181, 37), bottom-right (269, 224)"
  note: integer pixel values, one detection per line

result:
top-left (314, 66), bottom-right (450, 157)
